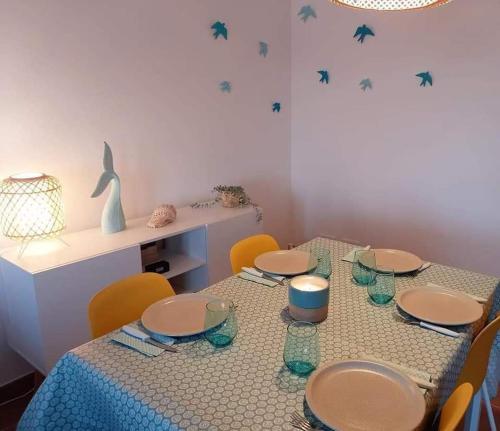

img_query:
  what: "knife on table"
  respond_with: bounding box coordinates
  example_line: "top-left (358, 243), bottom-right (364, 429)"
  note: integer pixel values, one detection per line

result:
top-left (122, 325), bottom-right (178, 353)
top-left (242, 267), bottom-right (285, 285)
top-left (418, 321), bottom-right (460, 338)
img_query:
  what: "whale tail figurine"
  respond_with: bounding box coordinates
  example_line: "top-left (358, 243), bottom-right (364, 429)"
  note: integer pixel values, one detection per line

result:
top-left (91, 142), bottom-right (126, 234)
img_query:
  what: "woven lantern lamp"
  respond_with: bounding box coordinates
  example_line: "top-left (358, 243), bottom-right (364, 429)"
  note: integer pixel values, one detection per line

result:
top-left (329, 0), bottom-right (452, 11)
top-left (0, 172), bottom-right (65, 255)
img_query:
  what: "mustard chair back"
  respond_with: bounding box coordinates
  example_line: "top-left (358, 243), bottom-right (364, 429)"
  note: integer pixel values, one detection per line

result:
top-left (88, 272), bottom-right (175, 338)
top-left (438, 383), bottom-right (474, 431)
top-left (230, 234), bottom-right (280, 274)
top-left (455, 315), bottom-right (500, 393)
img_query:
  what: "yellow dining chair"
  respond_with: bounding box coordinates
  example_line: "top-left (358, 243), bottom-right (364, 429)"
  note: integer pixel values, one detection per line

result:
top-left (230, 234), bottom-right (280, 274)
top-left (455, 315), bottom-right (500, 431)
top-left (438, 383), bottom-right (474, 431)
top-left (88, 272), bottom-right (175, 338)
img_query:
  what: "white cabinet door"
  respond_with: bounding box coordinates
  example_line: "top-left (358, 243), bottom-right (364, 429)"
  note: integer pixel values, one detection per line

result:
top-left (2, 245), bottom-right (141, 374)
top-left (206, 211), bottom-right (263, 285)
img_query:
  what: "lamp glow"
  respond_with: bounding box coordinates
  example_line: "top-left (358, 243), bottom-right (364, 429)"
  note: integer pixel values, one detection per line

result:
top-left (0, 173), bottom-right (65, 253)
top-left (330, 0), bottom-right (452, 11)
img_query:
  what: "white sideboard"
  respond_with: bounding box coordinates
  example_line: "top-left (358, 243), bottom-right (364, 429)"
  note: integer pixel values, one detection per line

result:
top-left (0, 206), bottom-right (262, 374)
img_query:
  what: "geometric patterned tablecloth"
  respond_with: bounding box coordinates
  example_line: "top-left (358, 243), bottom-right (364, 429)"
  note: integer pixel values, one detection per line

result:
top-left (18, 238), bottom-right (499, 430)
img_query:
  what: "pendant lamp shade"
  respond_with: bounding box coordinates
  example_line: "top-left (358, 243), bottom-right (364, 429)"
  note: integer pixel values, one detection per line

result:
top-left (330, 0), bottom-right (452, 11)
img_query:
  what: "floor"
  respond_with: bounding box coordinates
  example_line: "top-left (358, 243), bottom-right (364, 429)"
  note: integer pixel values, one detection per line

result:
top-left (0, 372), bottom-right (43, 431)
top-left (0, 373), bottom-right (499, 430)
top-left (464, 392), bottom-right (500, 430)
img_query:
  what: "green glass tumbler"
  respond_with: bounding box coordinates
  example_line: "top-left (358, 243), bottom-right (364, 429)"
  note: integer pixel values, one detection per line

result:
top-left (368, 269), bottom-right (395, 306)
top-left (310, 247), bottom-right (332, 279)
top-left (283, 321), bottom-right (320, 376)
top-left (352, 250), bottom-right (376, 285)
top-left (204, 300), bottom-right (238, 347)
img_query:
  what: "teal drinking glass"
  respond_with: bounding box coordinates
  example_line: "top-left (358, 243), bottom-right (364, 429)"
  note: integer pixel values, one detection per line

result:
top-left (283, 321), bottom-right (320, 376)
top-left (204, 300), bottom-right (238, 347)
top-left (310, 247), bottom-right (332, 279)
top-left (368, 269), bottom-right (395, 306)
top-left (352, 250), bottom-right (376, 285)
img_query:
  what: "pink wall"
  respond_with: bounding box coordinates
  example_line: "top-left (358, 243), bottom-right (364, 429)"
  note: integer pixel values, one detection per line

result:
top-left (2, 0), bottom-right (499, 388)
top-left (0, 0), bottom-right (291, 385)
top-left (1, 0), bottom-right (291, 245)
top-left (291, 0), bottom-right (500, 277)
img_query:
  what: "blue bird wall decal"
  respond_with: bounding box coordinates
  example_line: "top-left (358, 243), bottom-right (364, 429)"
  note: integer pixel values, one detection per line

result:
top-left (318, 70), bottom-right (329, 84)
top-left (353, 24), bottom-right (375, 43)
top-left (359, 78), bottom-right (372, 91)
top-left (416, 71), bottom-right (432, 87)
top-left (211, 21), bottom-right (228, 40)
top-left (220, 81), bottom-right (231, 93)
top-left (272, 102), bottom-right (281, 113)
top-left (298, 5), bottom-right (317, 22)
top-left (259, 41), bottom-right (269, 58)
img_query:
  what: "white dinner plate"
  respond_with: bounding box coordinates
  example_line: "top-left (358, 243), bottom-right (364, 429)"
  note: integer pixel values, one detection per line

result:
top-left (305, 360), bottom-right (426, 431)
top-left (396, 286), bottom-right (483, 326)
top-left (141, 293), bottom-right (228, 337)
top-left (361, 249), bottom-right (423, 274)
top-left (254, 250), bottom-right (317, 276)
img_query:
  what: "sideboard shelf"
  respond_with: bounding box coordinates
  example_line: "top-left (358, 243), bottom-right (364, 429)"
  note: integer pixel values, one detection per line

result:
top-left (144, 253), bottom-right (206, 280)
top-left (0, 205), bottom-right (262, 374)
top-left (139, 224), bottom-right (208, 290)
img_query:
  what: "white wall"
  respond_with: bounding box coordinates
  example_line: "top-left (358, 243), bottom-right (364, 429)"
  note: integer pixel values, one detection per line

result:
top-left (0, 0), bottom-right (291, 386)
top-left (291, 0), bottom-right (500, 277)
top-left (0, 304), bottom-right (33, 386)
top-left (2, 0), bottom-right (500, 388)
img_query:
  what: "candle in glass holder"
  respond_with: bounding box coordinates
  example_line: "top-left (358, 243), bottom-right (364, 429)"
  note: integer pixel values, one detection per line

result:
top-left (288, 275), bottom-right (329, 323)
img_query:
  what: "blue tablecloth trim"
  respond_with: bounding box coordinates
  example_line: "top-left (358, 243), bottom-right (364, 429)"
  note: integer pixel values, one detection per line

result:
top-left (16, 238), bottom-right (500, 430)
top-left (18, 352), bottom-right (178, 431)
top-left (486, 281), bottom-right (500, 397)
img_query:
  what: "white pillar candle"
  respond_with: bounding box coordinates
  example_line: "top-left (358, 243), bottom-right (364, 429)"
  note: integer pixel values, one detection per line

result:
top-left (291, 277), bottom-right (328, 292)
top-left (289, 275), bottom-right (329, 322)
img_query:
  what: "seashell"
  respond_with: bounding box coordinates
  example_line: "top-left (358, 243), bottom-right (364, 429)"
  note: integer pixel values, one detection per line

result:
top-left (147, 204), bottom-right (177, 228)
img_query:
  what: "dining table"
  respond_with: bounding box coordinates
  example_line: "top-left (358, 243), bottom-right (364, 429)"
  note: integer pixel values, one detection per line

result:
top-left (18, 238), bottom-right (500, 430)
